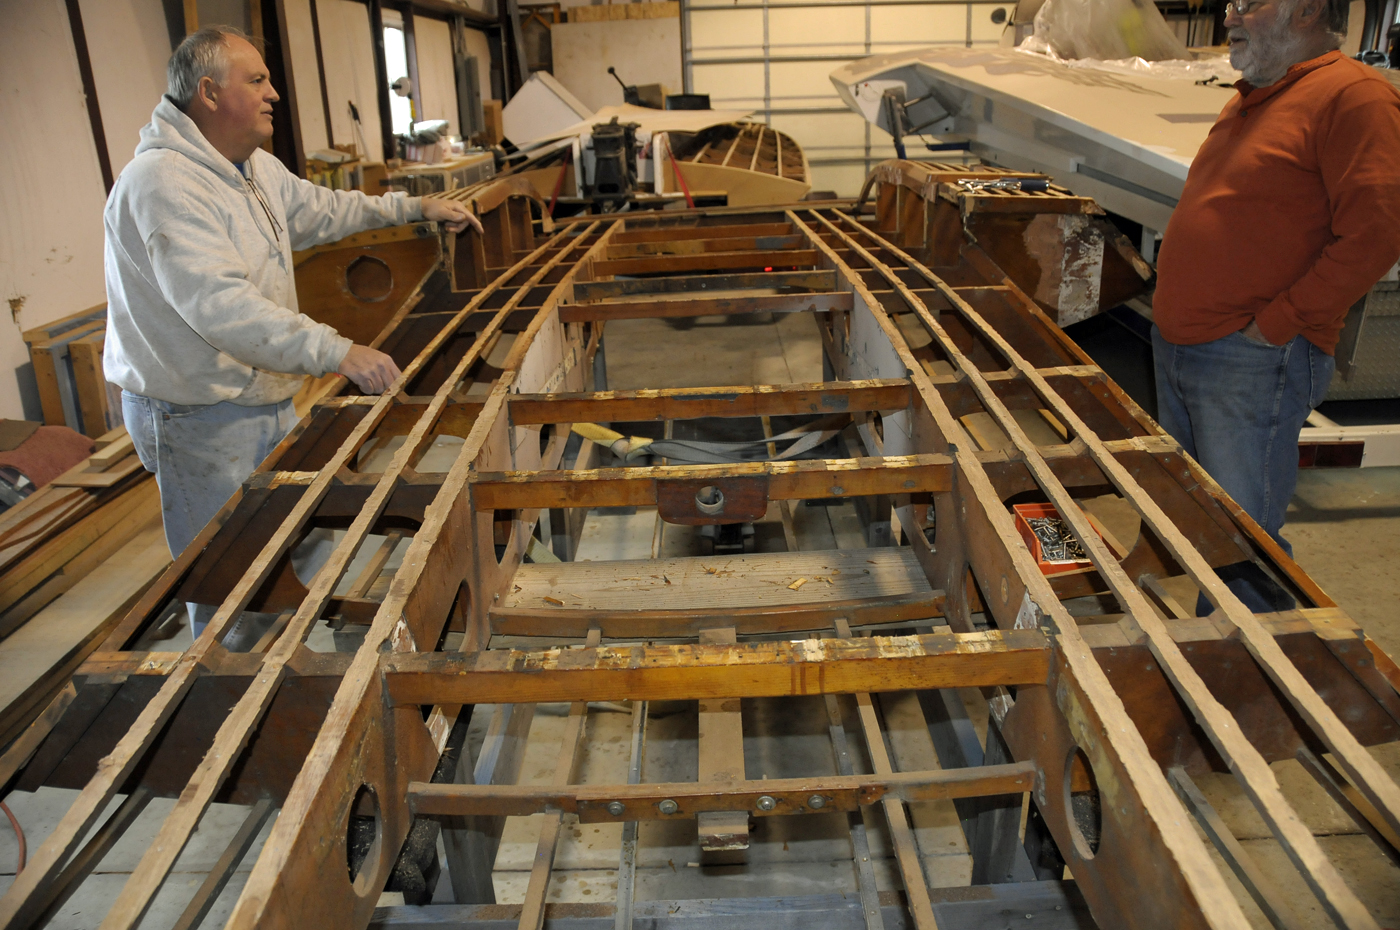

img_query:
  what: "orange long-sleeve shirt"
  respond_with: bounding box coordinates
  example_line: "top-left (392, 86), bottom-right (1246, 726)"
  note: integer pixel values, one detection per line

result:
top-left (1154, 51), bottom-right (1400, 355)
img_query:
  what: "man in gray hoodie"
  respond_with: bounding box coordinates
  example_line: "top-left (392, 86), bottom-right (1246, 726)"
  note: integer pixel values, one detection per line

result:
top-left (104, 26), bottom-right (478, 637)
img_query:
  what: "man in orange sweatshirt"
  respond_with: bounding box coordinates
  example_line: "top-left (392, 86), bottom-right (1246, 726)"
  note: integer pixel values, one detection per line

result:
top-left (1152, 0), bottom-right (1400, 611)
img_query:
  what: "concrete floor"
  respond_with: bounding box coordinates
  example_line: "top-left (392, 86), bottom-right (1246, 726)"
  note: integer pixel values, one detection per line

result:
top-left (1289, 466), bottom-right (1400, 663)
top-left (2, 311), bottom-right (1399, 927)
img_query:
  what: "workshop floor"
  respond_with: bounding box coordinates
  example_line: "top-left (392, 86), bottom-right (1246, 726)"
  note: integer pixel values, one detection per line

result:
top-left (2, 310), bottom-right (1399, 928)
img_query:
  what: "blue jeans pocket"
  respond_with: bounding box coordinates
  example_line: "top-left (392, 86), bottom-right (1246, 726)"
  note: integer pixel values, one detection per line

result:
top-left (154, 399), bottom-right (207, 420)
top-left (120, 391), bottom-right (159, 474)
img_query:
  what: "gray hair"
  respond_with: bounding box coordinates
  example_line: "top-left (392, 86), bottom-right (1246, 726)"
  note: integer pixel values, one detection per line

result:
top-left (167, 26), bottom-right (260, 110)
top-left (1279, 0), bottom-right (1349, 46)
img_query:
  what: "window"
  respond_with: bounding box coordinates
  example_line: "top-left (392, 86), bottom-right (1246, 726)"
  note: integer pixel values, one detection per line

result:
top-left (383, 18), bottom-right (414, 135)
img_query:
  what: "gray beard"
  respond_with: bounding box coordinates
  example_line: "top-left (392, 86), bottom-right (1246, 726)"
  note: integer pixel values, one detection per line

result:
top-left (1230, 17), bottom-right (1309, 86)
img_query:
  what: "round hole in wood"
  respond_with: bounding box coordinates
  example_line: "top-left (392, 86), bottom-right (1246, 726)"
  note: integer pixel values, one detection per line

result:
top-left (1063, 745), bottom-right (1102, 859)
top-left (695, 486), bottom-right (725, 515)
top-left (991, 6), bottom-right (1008, 23)
top-left (347, 783), bottom-right (384, 895)
top-left (345, 255), bottom-right (394, 302)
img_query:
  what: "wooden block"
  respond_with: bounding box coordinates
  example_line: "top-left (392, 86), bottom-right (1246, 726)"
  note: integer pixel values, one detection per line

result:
top-left (68, 331), bottom-right (111, 437)
top-left (360, 161), bottom-right (389, 194)
top-left (482, 100), bottom-right (503, 146)
top-left (51, 454), bottom-right (144, 488)
top-left (29, 344), bottom-right (66, 427)
top-left (86, 432), bottom-right (133, 472)
top-left (92, 426), bottom-right (127, 450)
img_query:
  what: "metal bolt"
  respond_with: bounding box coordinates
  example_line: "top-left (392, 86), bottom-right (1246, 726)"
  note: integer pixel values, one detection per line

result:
top-left (808, 795), bottom-right (826, 809)
top-left (607, 801), bottom-right (626, 816)
top-left (756, 795), bottom-right (777, 811)
top-left (658, 799), bottom-right (679, 815)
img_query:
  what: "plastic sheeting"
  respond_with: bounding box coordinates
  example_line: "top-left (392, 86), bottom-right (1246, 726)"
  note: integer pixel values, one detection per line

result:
top-left (1017, 44), bottom-right (1242, 81)
top-left (1023, 0), bottom-right (1188, 60)
top-left (1019, 0), bottom-right (1240, 82)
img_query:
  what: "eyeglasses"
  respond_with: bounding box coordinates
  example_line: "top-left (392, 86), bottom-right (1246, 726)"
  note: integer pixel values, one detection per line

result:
top-left (1226, 0), bottom-right (1267, 14)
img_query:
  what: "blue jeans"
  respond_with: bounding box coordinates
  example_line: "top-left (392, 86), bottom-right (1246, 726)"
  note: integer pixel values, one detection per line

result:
top-left (1151, 326), bottom-right (1333, 613)
top-left (123, 392), bottom-right (334, 645)
top-left (123, 392), bottom-right (299, 558)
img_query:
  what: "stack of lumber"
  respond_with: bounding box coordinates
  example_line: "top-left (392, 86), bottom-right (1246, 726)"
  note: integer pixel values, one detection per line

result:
top-left (0, 427), bottom-right (168, 746)
top-left (23, 303), bottom-right (118, 437)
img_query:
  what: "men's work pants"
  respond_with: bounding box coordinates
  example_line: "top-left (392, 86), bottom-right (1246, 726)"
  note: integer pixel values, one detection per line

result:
top-left (1151, 326), bottom-right (1333, 614)
top-left (123, 392), bottom-right (334, 647)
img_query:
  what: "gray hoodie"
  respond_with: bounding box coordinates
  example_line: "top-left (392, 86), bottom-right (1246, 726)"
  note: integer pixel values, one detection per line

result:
top-left (103, 97), bottom-right (423, 407)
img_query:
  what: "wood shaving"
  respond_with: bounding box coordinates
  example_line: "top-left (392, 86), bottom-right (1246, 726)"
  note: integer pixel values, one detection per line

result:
top-left (788, 577), bottom-right (809, 591)
top-left (543, 596), bottom-right (564, 606)
top-left (663, 575), bottom-right (672, 585)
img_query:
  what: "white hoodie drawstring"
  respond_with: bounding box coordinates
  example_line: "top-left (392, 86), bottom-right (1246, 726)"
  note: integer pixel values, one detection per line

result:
top-left (244, 170), bottom-right (283, 244)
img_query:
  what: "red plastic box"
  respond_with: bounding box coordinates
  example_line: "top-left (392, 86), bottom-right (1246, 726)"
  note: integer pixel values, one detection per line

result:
top-left (1011, 502), bottom-right (1102, 576)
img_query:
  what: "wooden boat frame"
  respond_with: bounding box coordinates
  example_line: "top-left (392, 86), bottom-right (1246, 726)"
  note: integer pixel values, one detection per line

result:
top-left (1, 164), bottom-right (1399, 930)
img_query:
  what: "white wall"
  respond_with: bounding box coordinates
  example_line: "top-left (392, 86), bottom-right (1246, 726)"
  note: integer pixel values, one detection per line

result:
top-left (317, 0), bottom-right (385, 161)
top-left (0, 0), bottom-right (119, 420)
top-left (553, 18), bottom-right (683, 113)
top-left (80, 0), bottom-right (171, 175)
top-left (286, 0), bottom-right (332, 152)
top-left (415, 16), bottom-right (460, 134)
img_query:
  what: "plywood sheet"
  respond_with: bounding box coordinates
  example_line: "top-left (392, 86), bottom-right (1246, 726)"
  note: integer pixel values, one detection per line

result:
top-left (675, 162), bottom-right (810, 207)
top-left (552, 18), bottom-right (683, 113)
top-left (504, 546), bottom-right (932, 612)
top-left (285, 0), bottom-right (331, 151)
top-left (317, 0), bottom-right (385, 161)
top-left (414, 16), bottom-right (459, 135)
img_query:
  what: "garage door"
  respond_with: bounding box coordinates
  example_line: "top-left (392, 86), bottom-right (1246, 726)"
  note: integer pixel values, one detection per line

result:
top-left (682, 0), bottom-right (1013, 196)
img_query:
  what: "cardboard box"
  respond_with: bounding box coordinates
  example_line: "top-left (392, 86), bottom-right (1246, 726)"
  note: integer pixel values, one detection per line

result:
top-left (360, 161), bottom-right (389, 194)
